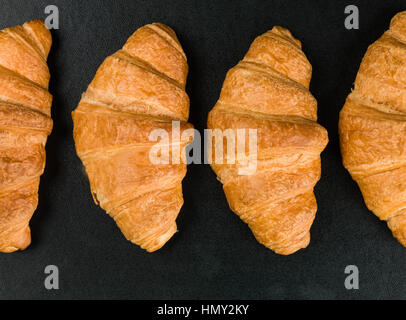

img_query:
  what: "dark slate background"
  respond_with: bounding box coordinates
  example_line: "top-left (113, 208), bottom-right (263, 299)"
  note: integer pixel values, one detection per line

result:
top-left (0, 0), bottom-right (405, 300)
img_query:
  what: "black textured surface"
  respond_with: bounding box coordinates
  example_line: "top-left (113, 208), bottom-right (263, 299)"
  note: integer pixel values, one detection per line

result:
top-left (0, 0), bottom-right (405, 300)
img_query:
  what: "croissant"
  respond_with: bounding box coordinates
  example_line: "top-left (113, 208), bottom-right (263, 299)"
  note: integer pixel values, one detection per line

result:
top-left (207, 26), bottom-right (328, 255)
top-left (72, 23), bottom-right (193, 252)
top-left (339, 11), bottom-right (406, 247)
top-left (0, 20), bottom-right (52, 253)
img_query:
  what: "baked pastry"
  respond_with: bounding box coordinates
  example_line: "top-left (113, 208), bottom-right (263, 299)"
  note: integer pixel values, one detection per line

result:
top-left (0, 20), bottom-right (53, 253)
top-left (207, 26), bottom-right (328, 255)
top-left (339, 11), bottom-right (406, 247)
top-left (72, 23), bottom-right (193, 252)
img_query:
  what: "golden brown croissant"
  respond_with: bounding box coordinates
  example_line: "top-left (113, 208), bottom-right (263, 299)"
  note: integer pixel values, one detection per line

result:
top-left (339, 11), bottom-right (406, 247)
top-left (72, 23), bottom-right (193, 252)
top-left (0, 20), bottom-right (52, 253)
top-left (207, 26), bottom-right (328, 255)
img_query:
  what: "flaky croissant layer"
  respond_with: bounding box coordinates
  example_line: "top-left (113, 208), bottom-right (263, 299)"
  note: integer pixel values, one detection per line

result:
top-left (0, 20), bottom-right (52, 253)
top-left (72, 23), bottom-right (193, 252)
top-left (208, 26), bottom-right (328, 255)
top-left (339, 11), bottom-right (406, 247)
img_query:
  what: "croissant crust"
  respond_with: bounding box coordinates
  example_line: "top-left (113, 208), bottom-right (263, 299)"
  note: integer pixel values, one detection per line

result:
top-left (0, 20), bottom-right (52, 253)
top-left (72, 23), bottom-right (192, 252)
top-left (339, 11), bottom-right (406, 247)
top-left (208, 26), bottom-right (328, 255)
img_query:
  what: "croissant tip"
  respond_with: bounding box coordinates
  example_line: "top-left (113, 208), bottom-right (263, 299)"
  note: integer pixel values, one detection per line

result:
top-left (269, 26), bottom-right (302, 48)
top-left (0, 247), bottom-right (19, 254)
top-left (272, 242), bottom-right (310, 256)
top-left (25, 19), bottom-right (46, 25)
top-left (127, 223), bottom-right (178, 253)
top-left (0, 240), bottom-right (31, 253)
top-left (146, 22), bottom-right (177, 39)
top-left (391, 10), bottom-right (406, 24)
top-left (22, 19), bottom-right (52, 59)
top-left (387, 214), bottom-right (406, 247)
top-left (150, 22), bottom-right (171, 30)
top-left (23, 19), bottom-right (49, 35)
